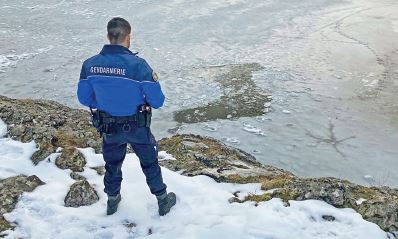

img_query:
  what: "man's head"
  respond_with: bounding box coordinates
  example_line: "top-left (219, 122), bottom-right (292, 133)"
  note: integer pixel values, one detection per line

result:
top-left (107, 17), bottom-right (131, 48)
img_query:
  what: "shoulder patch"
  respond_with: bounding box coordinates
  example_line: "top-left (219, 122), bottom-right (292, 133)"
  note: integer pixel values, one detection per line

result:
top-left (152, 71), bottom-right (159, 82)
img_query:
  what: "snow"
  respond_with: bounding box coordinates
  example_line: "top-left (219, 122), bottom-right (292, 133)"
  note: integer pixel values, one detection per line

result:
top-left (158, 151), bottom-right (176, 161)
top-left (0, 119), bottom-right (7, 138)
top-left (0, 121), bottom-right (388, 239)
top-left (242, 123), bottom-right (266, 136)
top-left (356, 198), bottom-right (367, 205)
top-left (221, 137), bottom-right (241, 145)
top-left (0, 46), bottom-right (53, 74)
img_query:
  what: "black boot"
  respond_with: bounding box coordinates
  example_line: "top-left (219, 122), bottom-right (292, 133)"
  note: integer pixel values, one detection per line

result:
top-left (157, 192), bottom-right (176, 216)
top-left (107, 194), bottom-right (121, 215)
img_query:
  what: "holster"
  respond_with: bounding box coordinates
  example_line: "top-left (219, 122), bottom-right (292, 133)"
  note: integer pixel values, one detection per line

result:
top-left (90, 108), bottom-right (110, 135)
top-left (137, 104), bottom-right (152, 128)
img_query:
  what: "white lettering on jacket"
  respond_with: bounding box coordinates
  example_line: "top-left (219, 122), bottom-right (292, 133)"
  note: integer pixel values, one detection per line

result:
top-left (90, 67), bottom-right (126, 76)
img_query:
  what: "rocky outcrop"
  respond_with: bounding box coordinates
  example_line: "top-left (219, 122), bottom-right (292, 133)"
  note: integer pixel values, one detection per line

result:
top-left (0, 95), bottom-right (101, 165)
top-left (64, 180), bottom-right (99, 207)
top-left (158, 134), bottom-right (293, 181)
top-left (0, 95), bottom-right (397, 237)
top-left (0, 175), bottom-right (44, 232)
top-left (159, 135), bottom-right (398, 237)
top-left (268, 178), bottom-right (398, 234)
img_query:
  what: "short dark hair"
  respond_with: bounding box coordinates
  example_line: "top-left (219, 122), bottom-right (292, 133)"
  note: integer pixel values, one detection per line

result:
top-left (107, 17), bottom-right (131, 44)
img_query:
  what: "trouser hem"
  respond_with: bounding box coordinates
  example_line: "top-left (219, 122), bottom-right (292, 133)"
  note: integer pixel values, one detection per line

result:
top-left (153, 188), bottom-right (167, 197)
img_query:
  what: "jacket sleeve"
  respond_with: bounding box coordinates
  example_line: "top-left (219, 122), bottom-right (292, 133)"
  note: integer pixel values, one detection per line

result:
top-left (77, 64), bottom-right (97, 108)
top-left (139, 60), bottom-right (165, 109)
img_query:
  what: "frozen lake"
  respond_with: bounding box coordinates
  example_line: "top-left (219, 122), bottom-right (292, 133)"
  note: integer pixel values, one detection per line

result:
top-left (1, 0), bottom-right (397, 187)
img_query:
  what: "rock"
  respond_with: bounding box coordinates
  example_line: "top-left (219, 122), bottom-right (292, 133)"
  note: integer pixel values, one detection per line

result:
top-left (0, 175), bottom-right (44, 214)
top-left (159, 135), bottom-right (292, 182)
top-left (268, 178), bottom-right (398, 233)
top-left (282, 178), bottom-right (346, 206)
top-left (123, 220), bottom-right (137, 230)
top-left (64, 180), bottom-right (99, 207)
top-left (181, 141), bottom-right (209, 150)
top-left (31, 142), bottom-right (56, 165)
top-left (70, 172), bottom-right (86, 181)
top-left (0, 175), bottom-right (44, 233)
top-left (87, 139), bottom-right (99, 148)
top-left (8, 125), bottom-right (25, 137)
top-left (228, 197), bottom-right (242, 204)
top-left (0, 95), bottom-right (102, 165)
top-left (322, 215), bottom-right (336, 221)
top-left (55, 147), bottom-right (86, 172)
top-left (159, 134), bottom-right (293, 181)
top-left (0, 216), bottom-right (13, 233)
top-left (91, 166), bottom-right (106, 176)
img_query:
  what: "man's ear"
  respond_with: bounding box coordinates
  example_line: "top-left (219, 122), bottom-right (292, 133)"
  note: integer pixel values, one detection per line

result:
top-left (107, 33), bottom-right (111, 42)
top-left (126, 34), bottom-right (131, 48)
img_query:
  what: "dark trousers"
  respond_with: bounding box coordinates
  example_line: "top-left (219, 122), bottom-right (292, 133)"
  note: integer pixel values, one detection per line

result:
top-left (102, 122), bottom-right (167, 197)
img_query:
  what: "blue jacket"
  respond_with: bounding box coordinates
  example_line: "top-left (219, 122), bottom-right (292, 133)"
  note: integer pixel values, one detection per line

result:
top-left (77, 45), bottom-right (165, 116)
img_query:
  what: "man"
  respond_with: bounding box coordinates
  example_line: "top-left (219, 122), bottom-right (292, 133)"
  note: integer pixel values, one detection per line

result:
top-left (77, 17), bottom-right (176, 216)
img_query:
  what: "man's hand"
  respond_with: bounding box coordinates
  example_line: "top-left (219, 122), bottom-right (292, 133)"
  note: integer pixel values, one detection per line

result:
top-left (139, 104), bottom-right (151, 113)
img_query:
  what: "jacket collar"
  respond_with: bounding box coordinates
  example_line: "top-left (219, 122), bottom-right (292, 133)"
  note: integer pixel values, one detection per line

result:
top-left (100, 44), bottom-right (134, 55)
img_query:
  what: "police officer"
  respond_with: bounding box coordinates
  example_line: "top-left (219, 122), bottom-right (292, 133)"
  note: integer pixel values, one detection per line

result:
top-left (77, 17), bottom-right (176, 216)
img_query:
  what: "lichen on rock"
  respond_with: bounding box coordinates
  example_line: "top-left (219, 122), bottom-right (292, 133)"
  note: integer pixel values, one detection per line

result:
top-left (91, 166), bottom-right (106, 176)
top-left (0, 95), bottom-right (102, 165)
top-left (70, 172), bottom-right (86, 181)
top-left (158, 134), bottom-right (292, 181)
top-left (0, 175), bottom-right (44, 232)
top-left (55, 147), bottom-right (87, 172)
top-left (264, 177), bottom-right (398, 234)
top-left (64, 180), bottom-right (99, 207)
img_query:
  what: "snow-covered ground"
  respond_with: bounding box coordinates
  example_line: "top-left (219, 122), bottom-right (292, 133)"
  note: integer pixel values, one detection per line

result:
top-left (0, 120), bottom-right (389, 239)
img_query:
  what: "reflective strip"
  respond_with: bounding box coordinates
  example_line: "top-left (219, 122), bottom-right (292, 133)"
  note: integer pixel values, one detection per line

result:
top-left (87, 75), bottom-right (158, 84)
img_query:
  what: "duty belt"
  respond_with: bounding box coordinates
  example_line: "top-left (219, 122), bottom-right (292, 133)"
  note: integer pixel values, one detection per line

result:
top-left (99, 111), bottom-right (138, 124)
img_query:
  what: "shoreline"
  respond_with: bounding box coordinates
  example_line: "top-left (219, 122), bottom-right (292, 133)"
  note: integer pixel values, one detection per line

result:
top-left (0, 95), bottom-right (397, 237)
